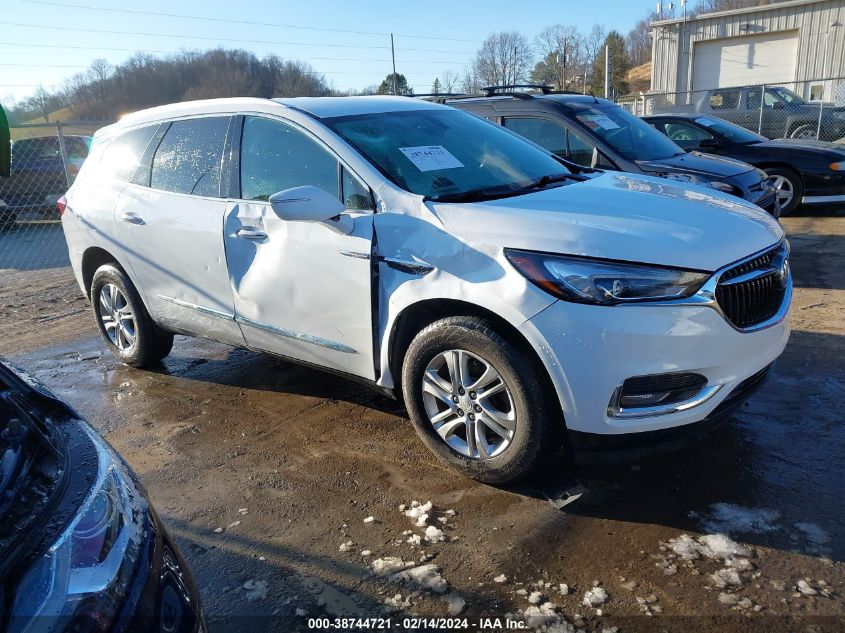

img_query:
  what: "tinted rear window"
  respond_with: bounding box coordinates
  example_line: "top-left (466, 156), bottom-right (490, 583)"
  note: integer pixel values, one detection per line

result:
top-left (150, 117), bottom-right (229, 197)
top-left (101, 126), bottom-right (157, 181)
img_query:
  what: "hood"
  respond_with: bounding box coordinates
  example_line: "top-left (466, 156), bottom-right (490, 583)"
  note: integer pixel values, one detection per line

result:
top-left (637, 151), bottom-right (754, 179)
top-left (759, 138), bottom-right (845, 156)
top-left (430, 172), bottom-right (783, 272)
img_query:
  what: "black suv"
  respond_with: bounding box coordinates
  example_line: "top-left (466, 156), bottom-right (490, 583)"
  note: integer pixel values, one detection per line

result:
top-left (441, 87), bottom-right (778, 216)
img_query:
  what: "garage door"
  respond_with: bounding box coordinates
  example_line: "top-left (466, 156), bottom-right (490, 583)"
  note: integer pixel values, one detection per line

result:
top-left (692, 30), bottom-right (798, 90)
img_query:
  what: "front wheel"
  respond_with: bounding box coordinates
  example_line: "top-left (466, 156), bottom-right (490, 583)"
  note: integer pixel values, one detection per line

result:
top-left (90, 264), bottom-right (174, 367)
top-left (401, 316), bottom-right (561, 484)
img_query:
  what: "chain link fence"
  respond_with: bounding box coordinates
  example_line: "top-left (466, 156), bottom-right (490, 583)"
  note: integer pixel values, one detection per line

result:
top-left (1, 121), bottom-right (108, 349)
top-left (618, 76), bottom-right (845, 143)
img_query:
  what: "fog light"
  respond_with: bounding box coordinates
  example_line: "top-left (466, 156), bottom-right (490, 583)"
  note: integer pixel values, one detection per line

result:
top-left (619, 372), bottom-right (707, 408)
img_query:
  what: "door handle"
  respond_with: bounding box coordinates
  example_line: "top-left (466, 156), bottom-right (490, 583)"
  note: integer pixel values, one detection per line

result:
top-left (236, 228), bottom-right (268, 241)
top-left (121, 212), bottom-right (144, 225)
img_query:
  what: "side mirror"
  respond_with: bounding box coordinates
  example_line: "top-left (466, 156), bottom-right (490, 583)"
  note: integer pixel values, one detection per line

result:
top-left (269, 185), bottom-right (351, 234)
top-left (698, 138), bottom-right (721, 150)
top-left (772, 101), bottom-right (785, 110)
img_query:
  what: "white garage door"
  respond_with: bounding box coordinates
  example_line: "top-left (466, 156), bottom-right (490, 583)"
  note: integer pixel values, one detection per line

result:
top-left (692, 30), bottom-right (798, 90)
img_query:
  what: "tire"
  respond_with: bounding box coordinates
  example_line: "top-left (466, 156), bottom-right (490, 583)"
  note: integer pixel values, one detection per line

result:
top-left (766, 166), bottom-right (803, 216)
top-left (401, 316), bottom-right (560, 484)
top-left (789, 124), bottom-right (817, 140)
top-left (90, 264), bottom-right (173, 367)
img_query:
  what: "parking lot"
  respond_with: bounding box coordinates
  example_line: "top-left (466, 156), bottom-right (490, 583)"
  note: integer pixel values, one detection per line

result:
top-left (0, 210), bottom-right (841, 632)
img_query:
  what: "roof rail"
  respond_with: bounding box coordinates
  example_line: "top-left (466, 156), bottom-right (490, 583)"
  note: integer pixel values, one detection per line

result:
top-left (413, 92), bottom-right (468, 98)
top-left (482, 84), bottom-right (553, 96)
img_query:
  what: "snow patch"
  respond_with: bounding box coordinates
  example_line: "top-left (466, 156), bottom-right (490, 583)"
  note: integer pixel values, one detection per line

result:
top-left (493, 574), bottom-right (507, 583)
top-left (528, 591), bottom-right (543, 604)
top-left (338, 540), bottom-right (354, 552)
top-left (583, 586), bottom-right (608, 607)
top-left (363, 516), bottom-right (375, 524)
top-left (424, 525), bottom-right (445, 543)
top-left (371, 557), bottom-right (412, 575)
top-left (443, 593), bottom-right (466, 615)
top-left (391, 563), bottom-right (448, 594)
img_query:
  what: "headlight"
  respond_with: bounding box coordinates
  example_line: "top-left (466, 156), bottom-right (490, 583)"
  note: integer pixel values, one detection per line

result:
top-left (9, 425), bottom-right (147, 633)
top-left (663, 172), bottom-right (736, 194)
top-left (505, 249), bottom-right (710, 305)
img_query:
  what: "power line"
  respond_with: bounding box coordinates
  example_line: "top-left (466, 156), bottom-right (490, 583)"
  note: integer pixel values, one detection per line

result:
top-left (20, 0), bottom-right (482, 44)
top-left (0, 62), bottom-right (440, 75)
top-left (0, 21), bottom-right (475, 55)
top-left (0, 42), bottom-right (470, 65)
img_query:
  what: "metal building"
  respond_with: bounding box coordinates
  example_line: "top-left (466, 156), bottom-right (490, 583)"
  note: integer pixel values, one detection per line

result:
top-left (650, 0), bottom-right (845, 101)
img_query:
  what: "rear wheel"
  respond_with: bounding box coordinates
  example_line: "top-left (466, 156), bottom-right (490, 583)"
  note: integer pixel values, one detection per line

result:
top-left (789, 124), bottom-right (817, 140)
top-left (401, 316), bottom-right (561, 484)
top-left (766, 166), bottom-right (803, 216)
top-left (90, 264), bottom-right (173, 367)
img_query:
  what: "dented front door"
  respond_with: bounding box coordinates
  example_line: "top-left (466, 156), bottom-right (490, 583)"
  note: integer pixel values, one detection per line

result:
top-left (223, 203), bottom-right (375, 379)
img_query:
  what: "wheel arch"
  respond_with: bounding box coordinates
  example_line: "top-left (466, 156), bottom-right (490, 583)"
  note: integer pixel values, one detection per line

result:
top-left (386, 298), bottom-right (564, 425)
top-left (80, 246), bottom-right (128, 298)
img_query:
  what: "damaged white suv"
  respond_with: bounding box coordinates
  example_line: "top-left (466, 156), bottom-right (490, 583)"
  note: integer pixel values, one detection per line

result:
top-left (61, 97), bottom-right (791, 483)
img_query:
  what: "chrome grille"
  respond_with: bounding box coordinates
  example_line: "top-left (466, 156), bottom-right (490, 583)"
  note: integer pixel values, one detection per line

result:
top-left (715, 242), bottom-right (789, 329)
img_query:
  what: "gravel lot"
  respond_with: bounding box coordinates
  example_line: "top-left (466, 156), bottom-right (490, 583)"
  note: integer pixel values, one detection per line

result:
top-left (1, 212), bottom-right (843, 632)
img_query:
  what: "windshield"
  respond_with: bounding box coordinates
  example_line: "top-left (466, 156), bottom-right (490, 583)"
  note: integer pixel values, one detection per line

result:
top-left (770, 87), bottom-right (805, 105)
top-left (693, 116), bottom-right (766, 144)
top-left (572, 105), bottom-right (683, 161)
top-left (324, 109), bottom-right (571, 201)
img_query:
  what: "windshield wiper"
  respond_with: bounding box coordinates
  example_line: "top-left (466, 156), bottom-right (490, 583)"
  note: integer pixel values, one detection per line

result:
top-left (524, 172), bottom-right (584, 190)
top-left (428, 188), bottom-right (514, 203)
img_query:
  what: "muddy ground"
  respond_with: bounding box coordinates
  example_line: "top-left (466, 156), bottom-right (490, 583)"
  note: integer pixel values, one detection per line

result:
top-left (1, 213), bottom-right (844, 633)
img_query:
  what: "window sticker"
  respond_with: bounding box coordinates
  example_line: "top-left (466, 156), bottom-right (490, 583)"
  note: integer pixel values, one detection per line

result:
top-left (579, 114), bottom-right (620, 131)
top-left (398, 145), bottom-right (464, 172)
top-left (696, 117), bottom-right (717, 127)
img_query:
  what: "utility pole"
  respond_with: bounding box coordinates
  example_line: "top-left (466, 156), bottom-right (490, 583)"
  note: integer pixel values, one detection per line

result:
top-left (604, 44), bottom-right (611, 98)
top-left (391, 33), bottom-right (397, 95)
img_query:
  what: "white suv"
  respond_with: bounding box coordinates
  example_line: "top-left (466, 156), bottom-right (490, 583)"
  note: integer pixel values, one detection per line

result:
top-left (61, 97), bottom-right (791, 483)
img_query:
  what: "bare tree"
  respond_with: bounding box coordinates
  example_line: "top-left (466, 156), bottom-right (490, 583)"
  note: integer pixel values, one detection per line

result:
top-left (533, 24), bottom-right (584, 89)
top-left (473, 31), bottom-right (533, 88)
top-left (626, 12), bottom-right (656, 66)
top-left (440, 70), bottom-right (459, 93)
top-left (460, 65), bottom-right (481, 95)
top-left (31, 86), bottom-right (52, 122)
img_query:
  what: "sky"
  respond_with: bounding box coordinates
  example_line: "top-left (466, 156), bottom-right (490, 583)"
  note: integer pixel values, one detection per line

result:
top-left (0, 0), bottom-right (659, 106)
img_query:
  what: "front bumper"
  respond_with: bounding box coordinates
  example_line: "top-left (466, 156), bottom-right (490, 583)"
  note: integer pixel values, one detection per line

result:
top-left (801, 170), bottom-right (845, 204)
top-left (519, 289), bottom-right (790, 437)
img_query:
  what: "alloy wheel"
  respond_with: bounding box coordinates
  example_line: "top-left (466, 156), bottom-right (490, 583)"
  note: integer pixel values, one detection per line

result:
top-left (421, 349), bottom-right (516, 460)
top-left (98, 283), bottom-right (137, 351)
top-left (771, 175), bottom-right (794, 210)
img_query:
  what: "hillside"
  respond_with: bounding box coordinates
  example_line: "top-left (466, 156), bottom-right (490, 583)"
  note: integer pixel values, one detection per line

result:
top-left (626, 62), bottom-right (652, 94)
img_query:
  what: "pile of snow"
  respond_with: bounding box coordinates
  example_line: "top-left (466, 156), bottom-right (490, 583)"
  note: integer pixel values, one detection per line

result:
top-left (424, 525), bottom-right (445, 543)
top-left (493, 574), bottom-right (508, 583)
top-left (391, 563), bottom-right (448, 594)
top-left (371, 557), bottom-right (413, 575)
top-left (528, 591), bottom-right (543, 605)
top-left (404, 500), bottom-right (432, 524)
top-left (338, 540), bottom-right (354, 552)
top-left (383, 593), bottom-right (411, 611)
top-left (582, 586), bottom-right (608, 607)
top-left (363, 516), bottom-right (375, 524)
top-left (710, 567), bottom-right (741, 588)
top-left (664, 533), bottom-right (750, 561)
top-left (407, 533), bottom-right (421, 546)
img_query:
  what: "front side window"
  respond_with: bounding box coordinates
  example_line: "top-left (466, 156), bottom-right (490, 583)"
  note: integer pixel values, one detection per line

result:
top-left (572, 105), bottom-right (682, 161)
top-left (565, 127), bottom-right (597, 167)
top-left (693, 116), bottom-right (765, 144)
top-left (150, 117), bottom-right (229, 197)
top-left (341, 167), bottom-right (373, 210)
top-left (663, 121), bottom-right (714, 150)
top-left (502, 118), bottom-right (566, 157)
top-left (325, 109), bottom-right (570, 201)
top-left (240, 116), bottom-right (339, 202)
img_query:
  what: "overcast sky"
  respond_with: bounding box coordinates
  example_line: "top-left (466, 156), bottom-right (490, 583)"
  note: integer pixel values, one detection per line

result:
top-left (1, 0), bottom-right (659, 105)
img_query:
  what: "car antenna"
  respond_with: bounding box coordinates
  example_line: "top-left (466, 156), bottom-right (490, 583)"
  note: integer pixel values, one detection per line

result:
top-left (587, 90), bottom-right (598, 104)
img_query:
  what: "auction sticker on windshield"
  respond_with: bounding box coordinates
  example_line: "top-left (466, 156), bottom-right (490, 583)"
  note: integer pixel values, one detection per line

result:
top-left (399, 145), bottom-right (464, 172)
top-left (579, 114), bottom-right (620, 131)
